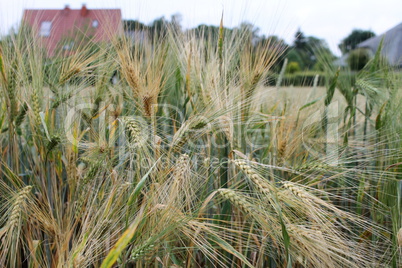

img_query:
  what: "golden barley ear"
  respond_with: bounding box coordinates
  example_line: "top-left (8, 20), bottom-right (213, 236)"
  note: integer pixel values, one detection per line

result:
top-left (217, 188), bottom-right (257, 215)
top-left (7, 186), bottom-right (33, 229)
top-left (142, 95), bottom-right (154, 117)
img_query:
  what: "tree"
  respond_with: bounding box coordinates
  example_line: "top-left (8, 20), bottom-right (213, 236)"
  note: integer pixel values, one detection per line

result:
top-left (338, 29), bottom-right (375, 54)
top-left (294, 28), bottom-right (307, 50)
top-left (289, 29), bottom-right (335, 70)
top-left (123, 20), bottom-right (147, 31)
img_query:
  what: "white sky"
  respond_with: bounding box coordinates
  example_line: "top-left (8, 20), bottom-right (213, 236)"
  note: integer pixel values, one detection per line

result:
top-left (1, 0), bottom-right (402, 56)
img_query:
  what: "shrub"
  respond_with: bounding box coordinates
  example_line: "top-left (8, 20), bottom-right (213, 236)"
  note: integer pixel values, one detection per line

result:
top-left (347, 48), bottom-right (371, 71)
top-left (286, 61), bottom-right (301, 74)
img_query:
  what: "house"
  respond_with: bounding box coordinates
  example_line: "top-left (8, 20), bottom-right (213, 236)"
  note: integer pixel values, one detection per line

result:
top-left (357, 22), bottom-right (402, 67)
top-left (22, 4), bottom-right (122, 57)
top-left (335, 22), bottom-right (402, 68)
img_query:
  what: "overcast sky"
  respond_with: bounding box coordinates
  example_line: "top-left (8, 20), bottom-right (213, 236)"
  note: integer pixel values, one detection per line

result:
top-left (1, 0), bottom-right (402, 56)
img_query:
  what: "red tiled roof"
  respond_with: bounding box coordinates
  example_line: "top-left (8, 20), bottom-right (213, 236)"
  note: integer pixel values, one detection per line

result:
top-left (22, 5), bottom-right (122, 57)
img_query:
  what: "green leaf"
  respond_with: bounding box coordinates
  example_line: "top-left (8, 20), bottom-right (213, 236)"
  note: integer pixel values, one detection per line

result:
top-left (100, 207), bottom-right (144, 268)
top-left (375, 101), bottom-right (388, 130)
top-left (127, 157), bottom-right (161, 208)
top-left (299, 97), bottom-right (322, 111)
top-left (209, 233), bottom-right (255, 268)
top-left (324, 68), bottom-right (340, 107)
top-left (369, 37), bottom-right (384, 73)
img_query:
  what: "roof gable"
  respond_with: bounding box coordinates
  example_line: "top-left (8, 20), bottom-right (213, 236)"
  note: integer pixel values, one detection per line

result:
top-left (357, 22), bottom-right (402, 66)
top-left (22, 5), bottom-right (122, 57)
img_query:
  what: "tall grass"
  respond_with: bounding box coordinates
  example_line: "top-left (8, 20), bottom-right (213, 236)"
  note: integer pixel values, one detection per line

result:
top-left (0, 18), bottom-right (401, 268)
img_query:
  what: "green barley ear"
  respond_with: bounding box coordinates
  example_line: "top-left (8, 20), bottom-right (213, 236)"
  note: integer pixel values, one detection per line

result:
top-left (14, 102), bottom-right (28, 128)
top-left (0, 46), bottom-right (7, 84)
top-left (218, 12), bottom-right (224, 69)
top-left (82, 161), bottom-right (102, 184)
top-left (46, 135), bottom-right (61, 155)
top-left (130, 242), bottom-right (155, 260)
top-left (124, 118), bottom-right (142, 145)
top-left (32, 90), bottom-right (41, 127)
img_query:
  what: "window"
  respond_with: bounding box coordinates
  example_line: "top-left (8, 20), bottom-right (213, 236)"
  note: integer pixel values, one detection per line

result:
top-left (92, 20), bottom-right (99, 28)
top-left (40, 21), bottom-right (52, 37)
top-left (63, 41), bottom-right (74, 51)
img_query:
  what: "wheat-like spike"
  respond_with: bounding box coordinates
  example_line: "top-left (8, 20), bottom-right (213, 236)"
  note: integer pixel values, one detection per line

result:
top-left (124, 118), bottom-right (142, 145)
top-left (173, 154), bottom-right (189, 181)
top-left (0, 46), bottom-right (7, 84)
top-left (142, 94), bottom-right (154, 117)
top-left (82, 161), bottom-right (102, 185)
top-left (218, 13), bottom-right (224, 68)
top-left (66, 152), bottom-right (77, 185)
top-left (46, 135), bottom-right (60, 154)
top-left (286, 224), bottom-right (324, 239)
top-left (7, 186), bottom-right (33, 228)
top-left (131, 242), bottom-right (155, 260)
top-left (278, 139), bottom-right (287, 161)
top-left (280, 181), bottom-right (345, 216)
top-left (124, 65), bottom-right (140, 93)
top-left (233, 159), bottom-right (275, 195)
top-left (296, 161), bottom-right (331, 172)
top-left (281, 181), bottom-right (314, 201)
top-left (217, 188), bottom-right (257, 215)
top-left (397, 228), bottom-right (402, 247)
top-left (14, 102), bottom-right (28, 128)
top-left (31, 90), bottom-right (41, 126)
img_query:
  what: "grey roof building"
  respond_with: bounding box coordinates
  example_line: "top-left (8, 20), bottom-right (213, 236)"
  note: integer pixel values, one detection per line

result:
top-left (357, 22), bottom-right (402, 66)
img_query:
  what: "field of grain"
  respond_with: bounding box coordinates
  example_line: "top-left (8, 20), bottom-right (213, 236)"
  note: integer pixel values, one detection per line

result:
top-left (0, 22), bottom-right (401, 268)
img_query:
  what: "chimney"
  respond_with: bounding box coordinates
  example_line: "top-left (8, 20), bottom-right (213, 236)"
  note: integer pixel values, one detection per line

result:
top-left (62, 4), bottom-right (70, 15)
top-left (80, 4), bottom-right (88, 16)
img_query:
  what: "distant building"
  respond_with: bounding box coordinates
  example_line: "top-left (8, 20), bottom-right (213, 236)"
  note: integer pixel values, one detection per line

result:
top-left (357, 22), bottom-right (402, 67)
top-left (22, 4), bottom-right (122, 57)
top-left (335, 22), bottom-right (402, 68)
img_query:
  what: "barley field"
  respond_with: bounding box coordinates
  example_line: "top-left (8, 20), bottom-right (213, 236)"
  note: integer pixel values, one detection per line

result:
top-left (0, 21), bottom-right (401, 268)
